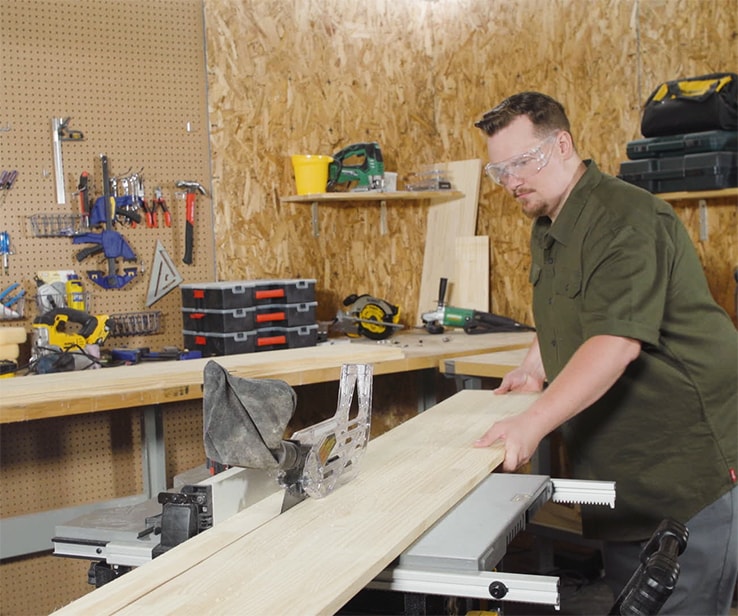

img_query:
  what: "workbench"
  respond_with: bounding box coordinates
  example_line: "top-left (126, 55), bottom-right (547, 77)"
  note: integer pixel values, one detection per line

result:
top-left (0, 330), bottom-right (535, 560)
top-left (440, 346), bottom-right (529, 389)
top-left (0, 330), bottom-right (534, 423)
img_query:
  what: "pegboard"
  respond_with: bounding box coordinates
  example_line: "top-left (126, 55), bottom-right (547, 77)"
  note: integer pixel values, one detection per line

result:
top-left (0, 0), bottom-right (215, 354)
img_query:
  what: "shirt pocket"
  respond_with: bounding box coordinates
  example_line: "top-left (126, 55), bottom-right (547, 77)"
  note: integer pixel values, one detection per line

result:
top-left (554, 267), bottom-right (582, 298)
top-left (529, 263), bottom-right (542, 286)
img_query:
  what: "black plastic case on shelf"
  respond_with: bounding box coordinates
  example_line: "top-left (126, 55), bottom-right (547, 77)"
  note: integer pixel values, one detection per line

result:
top-left (618, 151), bottom-right (737, 193)
top-left (626, 130), bottom-right (737, 160)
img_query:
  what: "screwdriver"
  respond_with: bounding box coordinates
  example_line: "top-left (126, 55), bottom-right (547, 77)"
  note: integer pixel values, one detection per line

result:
top-left (0, 232), bottom-right (10, 274)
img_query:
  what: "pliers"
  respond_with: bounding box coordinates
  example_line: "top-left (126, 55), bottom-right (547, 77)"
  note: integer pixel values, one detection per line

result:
top-left (152, 187), bottom-right (171, 227)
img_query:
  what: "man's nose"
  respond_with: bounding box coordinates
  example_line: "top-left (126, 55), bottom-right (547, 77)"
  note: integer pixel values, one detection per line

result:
top-left (501, 172), bottom-right (522, 192)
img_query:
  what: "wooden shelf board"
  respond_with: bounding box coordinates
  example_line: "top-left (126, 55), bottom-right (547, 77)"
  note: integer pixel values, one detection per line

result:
top-left (280, 190), bottom-right (463, 203)
top-left (656, 187), bottom-right (738, 201)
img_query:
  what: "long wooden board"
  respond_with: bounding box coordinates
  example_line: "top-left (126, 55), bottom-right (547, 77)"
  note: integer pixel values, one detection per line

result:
top-left (53, 389), bottom-right (538, 615)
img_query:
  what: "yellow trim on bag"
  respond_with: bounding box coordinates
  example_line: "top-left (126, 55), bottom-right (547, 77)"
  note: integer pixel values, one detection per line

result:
top-left (653, 76), bottom-right (733, 101)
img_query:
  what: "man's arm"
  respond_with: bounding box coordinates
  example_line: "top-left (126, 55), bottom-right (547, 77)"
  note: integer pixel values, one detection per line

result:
top-left (475, 334), bottom-right (641, 471)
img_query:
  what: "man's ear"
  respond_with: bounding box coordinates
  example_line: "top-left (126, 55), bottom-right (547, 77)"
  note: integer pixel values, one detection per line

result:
top-left (557, 131), bottom-right (576, 160)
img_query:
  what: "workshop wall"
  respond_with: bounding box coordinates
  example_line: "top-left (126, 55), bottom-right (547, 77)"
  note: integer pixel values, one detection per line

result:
top-left (0, 0), bottom-right (215, 353)
top-left (1, 1), bottom-right (736, 614)
top-left (205, 0), bottom-right (737, 326)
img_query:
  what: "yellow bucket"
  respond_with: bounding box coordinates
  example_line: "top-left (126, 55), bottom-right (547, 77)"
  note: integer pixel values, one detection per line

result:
top-left (291, 154), bottom-right (333, 195)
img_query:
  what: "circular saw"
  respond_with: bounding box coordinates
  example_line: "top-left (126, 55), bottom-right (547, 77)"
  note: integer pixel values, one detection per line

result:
top-left (333, 294), bottom-right (402, 340)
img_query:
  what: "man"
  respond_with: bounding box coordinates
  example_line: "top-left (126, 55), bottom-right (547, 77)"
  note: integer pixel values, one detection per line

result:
top-left (473, 91), bottom-right (737, 613)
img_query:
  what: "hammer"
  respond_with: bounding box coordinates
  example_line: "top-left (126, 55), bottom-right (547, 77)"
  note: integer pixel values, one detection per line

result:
top-left (175, 180), bottom-right (207, 265)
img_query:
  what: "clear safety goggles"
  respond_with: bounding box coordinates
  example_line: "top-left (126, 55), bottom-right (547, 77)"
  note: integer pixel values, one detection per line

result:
top-left (484, 133), bottom-right (558, 186)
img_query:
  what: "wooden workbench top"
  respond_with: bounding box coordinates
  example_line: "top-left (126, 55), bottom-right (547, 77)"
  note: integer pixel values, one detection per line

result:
top-left (441, 346), bottom-right (531, 379)
top-left (0, 330), bottom-right (535, 423)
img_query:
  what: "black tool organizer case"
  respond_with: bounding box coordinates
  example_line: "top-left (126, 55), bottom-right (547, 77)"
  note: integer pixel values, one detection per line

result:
top-left (626, 130), bottom-right (737, 160)
top-left (619, 151), bottom-right (737, 193)
top-left (180, 279), bottom-right (318, 356)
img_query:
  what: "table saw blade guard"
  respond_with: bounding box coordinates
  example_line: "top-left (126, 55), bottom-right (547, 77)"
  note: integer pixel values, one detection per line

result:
top-left (203, 360), bottom-right (373, 501)
top-left (285, 363), bottom-right (374, 498)
top-left (202, 360), bottom-right (297, 469)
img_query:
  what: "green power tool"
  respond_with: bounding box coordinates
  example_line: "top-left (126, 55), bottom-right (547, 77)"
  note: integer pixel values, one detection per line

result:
top-left (421, 278), bottom-right (535, 335)
top-left (327, 142), bottom-right (385, 192)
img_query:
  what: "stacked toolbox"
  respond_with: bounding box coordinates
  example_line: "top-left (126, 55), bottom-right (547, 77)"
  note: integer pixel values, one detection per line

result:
top-left (618, 130), bottom-right (737, 193)
top-left (181, 279), bottom-right (318, 356)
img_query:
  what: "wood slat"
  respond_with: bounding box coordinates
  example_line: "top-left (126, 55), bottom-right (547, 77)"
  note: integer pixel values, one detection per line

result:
top-left (417, 160), bottom-right (482, 317)
top-left (453, 235), bottom-right (490, 311)
top-left (53, 389), bottom-right (538, 615)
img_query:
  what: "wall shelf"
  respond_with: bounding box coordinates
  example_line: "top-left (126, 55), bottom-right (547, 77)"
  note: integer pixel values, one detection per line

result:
top-left (656, 187), bottom-right (737, 242)
top-left (656, 187), bottom-right (738, 201)
top-left (281, 190), bottom-right (464, 236)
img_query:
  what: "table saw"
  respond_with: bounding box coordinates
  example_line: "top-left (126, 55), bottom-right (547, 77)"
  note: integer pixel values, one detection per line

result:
top-left (51, 360), bottom-right (687, 616)
top-left (54, 464), bottom-right (615, 610)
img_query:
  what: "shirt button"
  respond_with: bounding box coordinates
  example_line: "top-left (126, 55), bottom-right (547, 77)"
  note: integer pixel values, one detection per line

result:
top-left (546, 258), bottom-right (553, 264)
top-left (551, 340), bottom-right (557, 347)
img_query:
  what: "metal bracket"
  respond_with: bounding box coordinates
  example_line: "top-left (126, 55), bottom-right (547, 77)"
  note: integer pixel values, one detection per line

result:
top-left (380, 200), bottom-right (388, 235)
top-left (311, 201), bottom-right (319, 237)
top-left (698, 199), bottom-right (708, 241)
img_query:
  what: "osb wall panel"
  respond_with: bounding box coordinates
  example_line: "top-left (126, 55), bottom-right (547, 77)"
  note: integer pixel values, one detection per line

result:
top-left (205, 0), bottom-right (737, 326)
top-left (206, 0), bottom-right (447, 321)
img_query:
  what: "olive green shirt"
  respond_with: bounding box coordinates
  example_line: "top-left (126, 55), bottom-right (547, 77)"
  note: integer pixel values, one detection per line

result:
top-left (530, 160), bottom-right (738, 541)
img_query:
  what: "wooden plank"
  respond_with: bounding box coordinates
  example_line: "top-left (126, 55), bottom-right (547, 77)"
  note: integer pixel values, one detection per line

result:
top-left (453, 235), bottom-right (490, 311)
top-left (442, 347), bottom-right (529, 379)
top-left (417, 159), bottom-right (482, 318)
top-left (53, 389), bottom-right (538, 615)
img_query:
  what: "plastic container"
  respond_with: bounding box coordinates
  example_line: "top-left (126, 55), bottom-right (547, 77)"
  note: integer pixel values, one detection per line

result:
top-left (291, 155), bottom-right (333, 195)
top-left (181, 301), bottom-right (317, 333)
top-left (66, 277), bottom-right (86, 311)
top-left (183, 324), bottom-right (318, 356)
top-left (181, 279), bottom-right (316, 310)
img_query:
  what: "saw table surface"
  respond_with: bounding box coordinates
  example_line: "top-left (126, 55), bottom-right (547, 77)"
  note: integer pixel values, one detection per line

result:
top-left (0, 330), bottom-right (534, 423)
top-left (52, 388), bottom-right (538, 615)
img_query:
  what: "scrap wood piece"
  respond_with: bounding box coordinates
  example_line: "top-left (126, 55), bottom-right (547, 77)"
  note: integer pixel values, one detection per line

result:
top-left (454, 235), bottom-right (490, 312)
top-left (416, 159), bottom-right (482, 320)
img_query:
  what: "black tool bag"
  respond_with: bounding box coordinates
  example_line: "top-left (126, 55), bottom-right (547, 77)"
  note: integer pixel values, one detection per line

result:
top-left (641, 73), bottom-right (738, 137)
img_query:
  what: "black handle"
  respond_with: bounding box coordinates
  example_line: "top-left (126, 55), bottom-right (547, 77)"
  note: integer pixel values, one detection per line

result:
top-left (183, 220), bottom-right (194, 265)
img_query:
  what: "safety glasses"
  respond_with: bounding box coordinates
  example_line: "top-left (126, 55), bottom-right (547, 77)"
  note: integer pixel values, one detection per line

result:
top-left (484, 133), bottom-right (558, 186)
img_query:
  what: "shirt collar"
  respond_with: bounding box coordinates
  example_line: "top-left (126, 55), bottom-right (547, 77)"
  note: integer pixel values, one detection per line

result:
top-left (547, 159), bottom-right (601, 246)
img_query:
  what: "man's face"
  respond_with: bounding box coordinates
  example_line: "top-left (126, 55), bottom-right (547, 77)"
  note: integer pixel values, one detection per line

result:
top-left (486, 115), bottom-right (564, 219)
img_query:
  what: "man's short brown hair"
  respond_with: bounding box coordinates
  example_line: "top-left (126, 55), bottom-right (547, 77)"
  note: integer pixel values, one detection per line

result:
top-left (475, 92), bottom-right (571, 137)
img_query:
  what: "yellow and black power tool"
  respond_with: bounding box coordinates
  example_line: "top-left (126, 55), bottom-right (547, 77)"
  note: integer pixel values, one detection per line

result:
top-left (333, 294), bottom-right (402, 340)
top-left (32, 308), bottom-right (111, 372)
